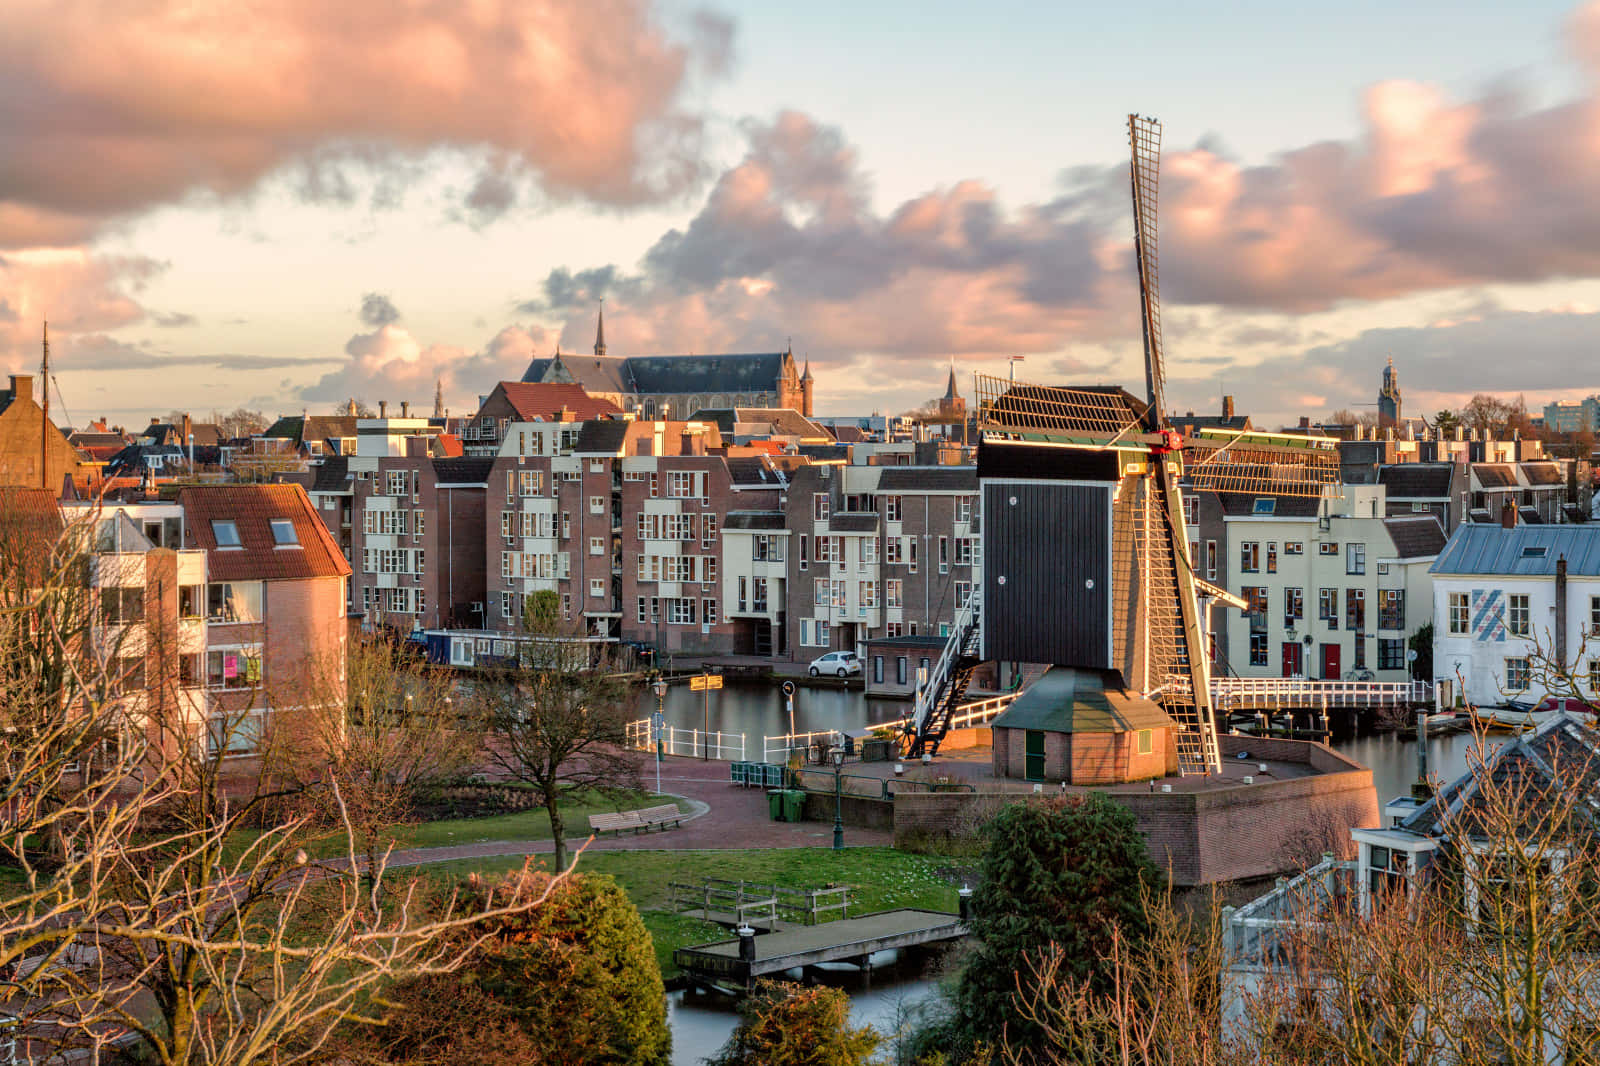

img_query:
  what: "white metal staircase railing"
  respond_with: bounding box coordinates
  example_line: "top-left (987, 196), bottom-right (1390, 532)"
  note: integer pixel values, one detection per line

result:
top-left (911, 590), bottom-right (981, 739)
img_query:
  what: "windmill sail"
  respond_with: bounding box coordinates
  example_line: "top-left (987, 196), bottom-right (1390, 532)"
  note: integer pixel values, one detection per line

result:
top-left (1129, 114), bottom-right (1166, 423)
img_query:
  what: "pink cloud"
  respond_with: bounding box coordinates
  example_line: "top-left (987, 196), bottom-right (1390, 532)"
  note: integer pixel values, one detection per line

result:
top-left (0, 250), bottom-right (165, 371)
top-left (0, 0), bottom-right (730, 247)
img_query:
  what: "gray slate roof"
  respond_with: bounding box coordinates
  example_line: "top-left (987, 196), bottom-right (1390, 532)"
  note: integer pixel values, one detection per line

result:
top-left (727, 457), bottom-right (786, 487)
top-left (723, 511), bottom-right (787, 531)
top-left (310, 456), bottom-right (351, 493)
top-left (829, 513), bottom-right (880, 533)
top-left (991, 667), bottom-right (1174, 734)
top-left (1430, 524), bottom-right (1600, 576)
top-left (1215, 492), bottom-right (1321, 518)
top-left (573, 421), bottom-right (631, 455)
top-left (875, 467), bottom-right (977, 493)
top-left (1378, 463), bottom-right (1453, 499)
top-left (432, 457), bottom-right (495, 485)
top-left (1382, 515), bottom-right (1447, 559)
top-left (522, 352), bottom-right (789, 396)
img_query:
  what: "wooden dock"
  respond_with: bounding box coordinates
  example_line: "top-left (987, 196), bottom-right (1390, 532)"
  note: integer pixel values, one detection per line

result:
top-left (673, 909), bottom-right (967, 992)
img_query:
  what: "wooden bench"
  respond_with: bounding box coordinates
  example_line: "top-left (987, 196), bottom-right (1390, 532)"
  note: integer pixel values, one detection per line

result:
top-left (588, 804), bottom-right (684, 836)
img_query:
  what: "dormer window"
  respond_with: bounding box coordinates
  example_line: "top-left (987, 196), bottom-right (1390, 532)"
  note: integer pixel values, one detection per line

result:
top-left (211, 520), bottom-right (242, 548)
top-left (269, 519), bottom-right (299, 546)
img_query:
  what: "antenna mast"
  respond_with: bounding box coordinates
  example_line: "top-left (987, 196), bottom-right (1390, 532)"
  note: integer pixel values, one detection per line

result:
top-left (40, 319), bottom-right (50, 492)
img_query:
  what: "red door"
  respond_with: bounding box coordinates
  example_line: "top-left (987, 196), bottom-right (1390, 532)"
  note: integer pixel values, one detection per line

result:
top-left (1320, 643), bottom-right (1341, 681)
top-left (1281, 643), bottom-right (1303, 678)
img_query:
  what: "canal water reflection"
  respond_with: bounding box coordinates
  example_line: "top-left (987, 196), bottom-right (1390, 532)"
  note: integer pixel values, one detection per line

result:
top-left (632, 681), bottom-right (911, 754)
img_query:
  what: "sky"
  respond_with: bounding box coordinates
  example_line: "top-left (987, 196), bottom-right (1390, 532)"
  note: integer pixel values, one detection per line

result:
top-left (4, 0), bottom-right (1600, 429)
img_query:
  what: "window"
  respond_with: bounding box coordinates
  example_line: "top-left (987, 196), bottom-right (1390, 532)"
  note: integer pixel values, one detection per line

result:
top-left (519, 470), bottom-right (542, 496)
top-left (1251, 497), bottom-right (1276, 515)
top-left (1320, 542), bottom-right (1339, 556)
top-left (813, 493), bottom-right (830, 520)
top-left (413, 510), bottom-right (425, 538)
top-left (1244, 586), bottom-right (1268, 633)
top-left (1319, 588), bottom-right (1339, 630)
top-left (1284, 588), bottom-right (1304, 628)
top-left (1240, 542), bottom-right (1260, 573)
top-left (1353, 636), bottom-right (1367, 670)
top-left (668, 598), bottom-right (696, 625)
top-left (1205, 540), bottom-right (1217, 581)
top-left (1249, 633), bottom-right (1268, 666)
top-left (206, 646), bottom-right (263, 689)
top-left (1379, 589), bottom-right (1405, 630)
top-left (873, 656), bottom-right (884, 684)
top-left (702, 598), bottom-right (718, 625)
top-left (938, 536), bottom-right (949, 574)
top-left (863, 538), bottom-right (879, 565)
top-left (1449, 592), bottom-right (1470, 635)
top-left (207, 582), bottom-right (262, 623)
top-left (1505, 657), bottom-right (1530, 691)
top-left (908, 538), bottom-right (918, 573)
top-left (207, 710), bottom-right (263, 758)
top-left (1589, 660), bottom-right (1600, 694)
top-left (267, 518), bottom-right (299, 546)
top-left (589, 495), bottom-right (604, 515)
top-left (1379, 638), bottom-right (1406, 670)
top-left (831, 579), bottom-right (846, 608)
top-left (1377, 562), bottom-right (1389, 575)
top-left (896, 656), bottom-right (908, 685)
top-left (667, 471), bottom-right (695, 498)
top-left (956, 495), bottom-right (974, 523)
top-left (589, 578), bottom-right (604, 599)
top-left (954, 538), bottom-right (976, 567)
top-left (1284, 541), bottom-right (1303, 555)
top-left (99, 586), bottom-right (145, 625)
top-left (1346, 543), bottom-right (1366, 575)
top-left (1591, 596), bottom-right (1600, 636)
top-left (886, 623), bottom-right (903, 638)
top-left (1137, 729), bottom-right (1153, 755)
top-left (885, 495), bottom-right (901, 522)
top-left (211, 519), bottom-right (242, 548)
top-left (1346, 589), bottom-right (1365, 632)
top-left (737, 577), bottom-right (748, 612)
top-left (178, 584), bottom-right (204, 618)
top-left (561, 511), bottom-right (571, 539)
top-left (753, 534), bottom-right (784, 562)
top-left (861, 581), bottom-right (879, 609)
top-left (1266, 543), bottom-right (1277, 573)
top-left (799, 535), bottom-right (808, 571)
top-left (1507, 593), bottom-right (1530, 637)
top-left (886, 579), bottom-right (903, 608)
top-left (1367, 845), bottom-right (1409, 903)
top-left (589, 536), bottom-right (604, 556)
top-left (387, 470), bottom-right (409, 496)
top-left (502, 591), bottom-right (515, 619)
top-left (702, 514), bottom-right (717, 549)
top-left (752, 578), bottom-right (769, 613)
top-left (885, 538), bottom-right (903, 564)
top-left (1182, 493), bottom-right (1198, 528)
top-left (816, 621), bottom-right (830, 646)
top-left (814, 579), bottom-right (828, 607)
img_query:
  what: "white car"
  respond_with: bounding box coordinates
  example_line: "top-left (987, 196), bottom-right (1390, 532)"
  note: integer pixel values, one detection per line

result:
top-left (808, 651), bottom-right (862, 678)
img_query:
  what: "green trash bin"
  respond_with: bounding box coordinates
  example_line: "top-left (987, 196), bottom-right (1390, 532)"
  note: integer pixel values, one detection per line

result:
top-left (782, 789), bottom-right (806, 823)
top-left (768, 789), bottom-right (786, 822)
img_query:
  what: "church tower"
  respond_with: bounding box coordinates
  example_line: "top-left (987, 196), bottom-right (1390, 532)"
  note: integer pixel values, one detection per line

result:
top-left (594, 304), bottom-right (607, 358)
top-left (937, 361), bottom-right (966, 420)
top-left (800, 360), bottom-right (815, 418)
top-left (1378, 357), bottom-right (1401, 429)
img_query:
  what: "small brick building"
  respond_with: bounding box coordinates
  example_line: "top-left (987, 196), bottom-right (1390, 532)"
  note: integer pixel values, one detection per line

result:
top-left (990, 667), bottom-right (1178, 785)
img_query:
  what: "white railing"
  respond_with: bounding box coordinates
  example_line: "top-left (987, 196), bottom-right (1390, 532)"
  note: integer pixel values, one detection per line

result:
top-left (881, 690), bottom-right (1020, 734)
top-left (763, 729), bottom-right (844, 764)
top-left (1209, 678), bottom-right (1433, 711)
top-left (911, 589), bottom-right (981, 737)
top-left (624, 718), bottom-right (746, 760)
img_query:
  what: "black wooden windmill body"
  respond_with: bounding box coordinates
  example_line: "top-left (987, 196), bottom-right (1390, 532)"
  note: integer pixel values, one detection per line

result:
top-left (907, 116), bottom-right (1337, 774)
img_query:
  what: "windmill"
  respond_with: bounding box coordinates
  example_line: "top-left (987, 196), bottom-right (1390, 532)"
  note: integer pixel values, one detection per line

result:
top-left (906, 116), bottom-right (1337, 773)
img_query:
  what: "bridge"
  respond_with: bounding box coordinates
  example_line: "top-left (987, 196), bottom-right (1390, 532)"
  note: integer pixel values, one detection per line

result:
top-left (1206, 678), bottom-right (1435, 712)
top-left (673, 909), bottom-right (968, 993)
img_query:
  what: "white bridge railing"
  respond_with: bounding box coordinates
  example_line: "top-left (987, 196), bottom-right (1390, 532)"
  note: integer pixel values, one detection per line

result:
top-left (1209, 678), bottom-right (1434, 711)
top-left (762, 729), bottom-right (844, 764)
top-left (624, 719), bottom-right (746, 760)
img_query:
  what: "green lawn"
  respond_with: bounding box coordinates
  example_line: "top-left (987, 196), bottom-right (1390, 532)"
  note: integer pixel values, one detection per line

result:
top-left (417, 846), bottom-right (965, 978)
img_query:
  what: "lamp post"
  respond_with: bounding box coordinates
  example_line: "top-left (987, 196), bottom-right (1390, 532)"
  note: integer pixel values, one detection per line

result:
top-left (653, 674), bottom-right (667, 795)
top-left (831, 747), bottom-right (845, 851)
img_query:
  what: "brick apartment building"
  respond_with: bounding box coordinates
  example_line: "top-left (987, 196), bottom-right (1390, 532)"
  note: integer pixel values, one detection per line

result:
top-left (177, 484), bottom-right (350, 758)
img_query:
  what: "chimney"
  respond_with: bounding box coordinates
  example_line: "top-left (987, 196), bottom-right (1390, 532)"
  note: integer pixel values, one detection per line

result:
top-left (378, 401), bottom-right (388, 418)
top-left (1556, 555), bottom-right (1569, 669)
top-left (1384, 427), bottom-right (1394, 442)
top-left (1298, 416), bottom-right (1311, 430)
top-left (1221, 395), bottom-right (1235, 421)
top-left (400, 401), bottom-right (409, 417)
top-left (1454, 426), bottom-right (1464, 442)
top-left (7, 375), bottom-right (32, 405)
top-left (1501, 498), bottom-right (1518, 529)
top-left (182, 412), bottom-right (192, 441)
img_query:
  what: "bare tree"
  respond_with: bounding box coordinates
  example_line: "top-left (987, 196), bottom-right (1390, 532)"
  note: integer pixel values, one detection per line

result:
top-left (266, 635), bottom-right (482, 884)
top-left (0, 499), bottom-right (557, 1065)
top-left (479, 595), bottom-right (641, 869)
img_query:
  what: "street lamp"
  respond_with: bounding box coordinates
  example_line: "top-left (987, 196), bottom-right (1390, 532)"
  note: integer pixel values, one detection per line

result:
top-left (831, 747), bottom-right (845, 851)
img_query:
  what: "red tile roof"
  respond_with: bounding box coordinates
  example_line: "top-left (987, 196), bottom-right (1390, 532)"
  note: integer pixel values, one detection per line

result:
top-left (0, 487), bottom-right (64, 587)
top-left (178, 483), bottom-right (351, 582)
top-left (492, 382), bottom-right (624, 422)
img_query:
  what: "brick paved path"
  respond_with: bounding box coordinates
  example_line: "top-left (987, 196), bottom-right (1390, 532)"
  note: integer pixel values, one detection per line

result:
top-left (386, 755), bottom-right (893, 869)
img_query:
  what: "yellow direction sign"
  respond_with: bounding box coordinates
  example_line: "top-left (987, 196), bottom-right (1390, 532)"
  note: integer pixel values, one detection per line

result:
top-left (689, 674), bottom-right (724, 691)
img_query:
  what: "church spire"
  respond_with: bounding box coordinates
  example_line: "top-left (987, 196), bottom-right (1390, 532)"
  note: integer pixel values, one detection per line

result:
top-left (433, 378), bottom-right (444, 419)
top-left (943, 359), bottom-right (960, 401)
top-left (594, 301), bottom-right (606, 357)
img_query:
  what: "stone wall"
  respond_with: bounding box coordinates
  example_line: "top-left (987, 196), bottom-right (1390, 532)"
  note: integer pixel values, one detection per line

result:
top-left (894, 735), bottom-right (1378, 886)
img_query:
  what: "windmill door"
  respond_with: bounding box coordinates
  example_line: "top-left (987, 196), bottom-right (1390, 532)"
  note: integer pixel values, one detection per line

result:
top-left (1024, 730), bottom-right (1046, 781)
top-left (1281, 643), bottom-right (1303, 678)
top-left (1320, 643), bottom-right (1341, 681)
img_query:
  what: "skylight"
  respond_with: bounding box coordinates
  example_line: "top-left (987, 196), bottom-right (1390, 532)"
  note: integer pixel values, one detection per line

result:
top-left (1521, 546), bottom-right (1547, 559)
top-left (211, 520), bottom-right (242, 548)
top-left (269, 519), bottom-right (300, 546)
top-left (1252, 498), bottom-right (1277, 515)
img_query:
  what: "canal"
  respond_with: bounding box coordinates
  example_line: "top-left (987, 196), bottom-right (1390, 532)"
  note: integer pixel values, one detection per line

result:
top-left (643, 680), bottom-right (1508, 1062)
